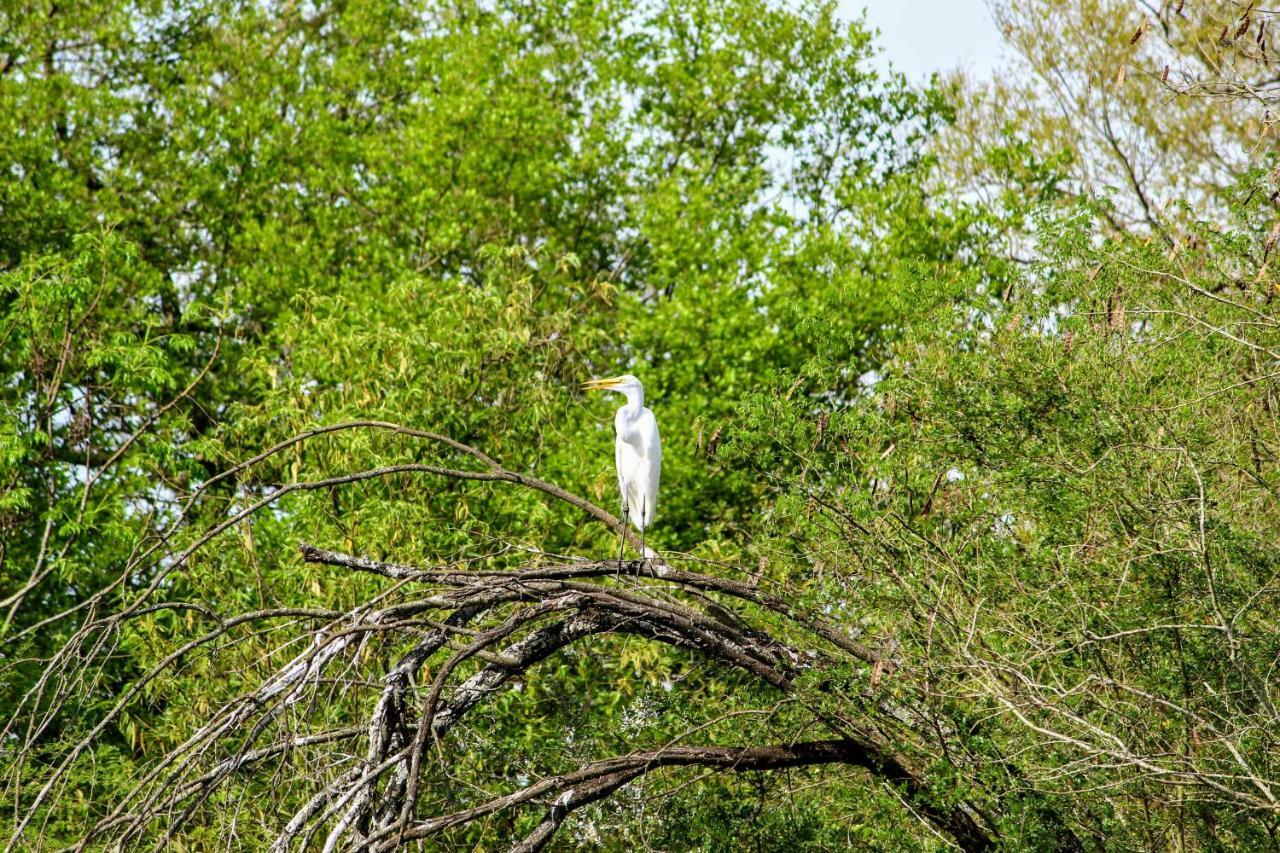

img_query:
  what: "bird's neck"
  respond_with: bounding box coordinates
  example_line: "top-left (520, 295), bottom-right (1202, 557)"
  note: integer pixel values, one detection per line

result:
top-left (619, 386), bottom-right (644, 416)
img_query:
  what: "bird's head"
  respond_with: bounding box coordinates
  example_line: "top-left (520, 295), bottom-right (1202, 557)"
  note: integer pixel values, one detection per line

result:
top-left (581, 374), bottom-right (643, 396)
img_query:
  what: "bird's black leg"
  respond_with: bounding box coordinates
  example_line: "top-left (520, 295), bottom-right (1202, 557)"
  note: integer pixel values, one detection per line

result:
top-left (639, 497), bottom-right (647, 574)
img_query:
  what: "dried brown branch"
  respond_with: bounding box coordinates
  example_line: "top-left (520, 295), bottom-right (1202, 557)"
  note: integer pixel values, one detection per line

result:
top-left (7, 424), bottom-right (1094, 853)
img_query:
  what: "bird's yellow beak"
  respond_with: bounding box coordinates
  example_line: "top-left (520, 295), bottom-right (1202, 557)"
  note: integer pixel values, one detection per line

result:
top-left (582, 376), bottom-right (623, 391)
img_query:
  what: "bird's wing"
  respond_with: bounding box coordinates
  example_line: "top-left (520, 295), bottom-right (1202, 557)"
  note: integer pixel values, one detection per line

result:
top-left (634, 409), bottom-right (658, 456)
top-left (614, 435), bottom-right (625, 501)
top-left (637, 408), bottom-right (660, 527)
top-left (639, 453), bottom-right (659, 528)
top-left (616, 440), bottom-right (643, 521)
top-left (615, 408), bottom-right (661, 528)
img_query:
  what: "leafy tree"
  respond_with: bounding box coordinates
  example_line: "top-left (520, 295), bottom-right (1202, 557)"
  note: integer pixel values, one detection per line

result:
top-left (937, 0), bottom-right (1280, 239)
top-left (2, 0), bottom-right (996, 848)
top-left (8, 0), bottom-right (1279, 851)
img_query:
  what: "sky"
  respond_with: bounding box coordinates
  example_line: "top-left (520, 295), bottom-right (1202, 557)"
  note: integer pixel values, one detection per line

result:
top-left (840, 0), bottom-right (1005, 82)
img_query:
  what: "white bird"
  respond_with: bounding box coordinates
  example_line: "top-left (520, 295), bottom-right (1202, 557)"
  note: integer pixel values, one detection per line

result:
top-left (582, 374), bottom-right (661, 562)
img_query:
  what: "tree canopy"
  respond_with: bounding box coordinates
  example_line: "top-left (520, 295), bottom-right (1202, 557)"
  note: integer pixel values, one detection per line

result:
top-left (3, 1), bottom-right (1279, 850)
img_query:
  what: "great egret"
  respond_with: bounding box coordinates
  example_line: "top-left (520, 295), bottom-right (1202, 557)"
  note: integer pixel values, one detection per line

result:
top-left (582, 374), bottom-right (661, 566)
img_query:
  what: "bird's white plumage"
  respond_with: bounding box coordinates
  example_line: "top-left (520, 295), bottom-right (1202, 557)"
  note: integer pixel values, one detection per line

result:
top-left (584, 374), bottom-right (661, 532)
top-left (615, 404), bottom-right (660, 530)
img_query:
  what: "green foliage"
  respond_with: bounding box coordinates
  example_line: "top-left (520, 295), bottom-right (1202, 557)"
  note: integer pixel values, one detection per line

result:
top-left (6, 0), bottom-right (1277, 850)
top-left (718, 190), bottom-right (1280, 847)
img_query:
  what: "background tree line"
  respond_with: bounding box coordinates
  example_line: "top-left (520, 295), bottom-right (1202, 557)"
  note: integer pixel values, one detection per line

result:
top-left (2, 0), bottom-right (1279, 848)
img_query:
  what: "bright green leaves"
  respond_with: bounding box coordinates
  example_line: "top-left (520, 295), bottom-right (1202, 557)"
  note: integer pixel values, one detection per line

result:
top-left (0, 0), bottom-right (983, 847)
top-left (720, 184), bottom-right (1280, 845)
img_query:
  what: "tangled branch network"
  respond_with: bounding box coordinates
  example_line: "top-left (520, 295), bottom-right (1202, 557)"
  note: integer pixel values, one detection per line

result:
top-left (4, 422), bottom-right (1050, 852)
